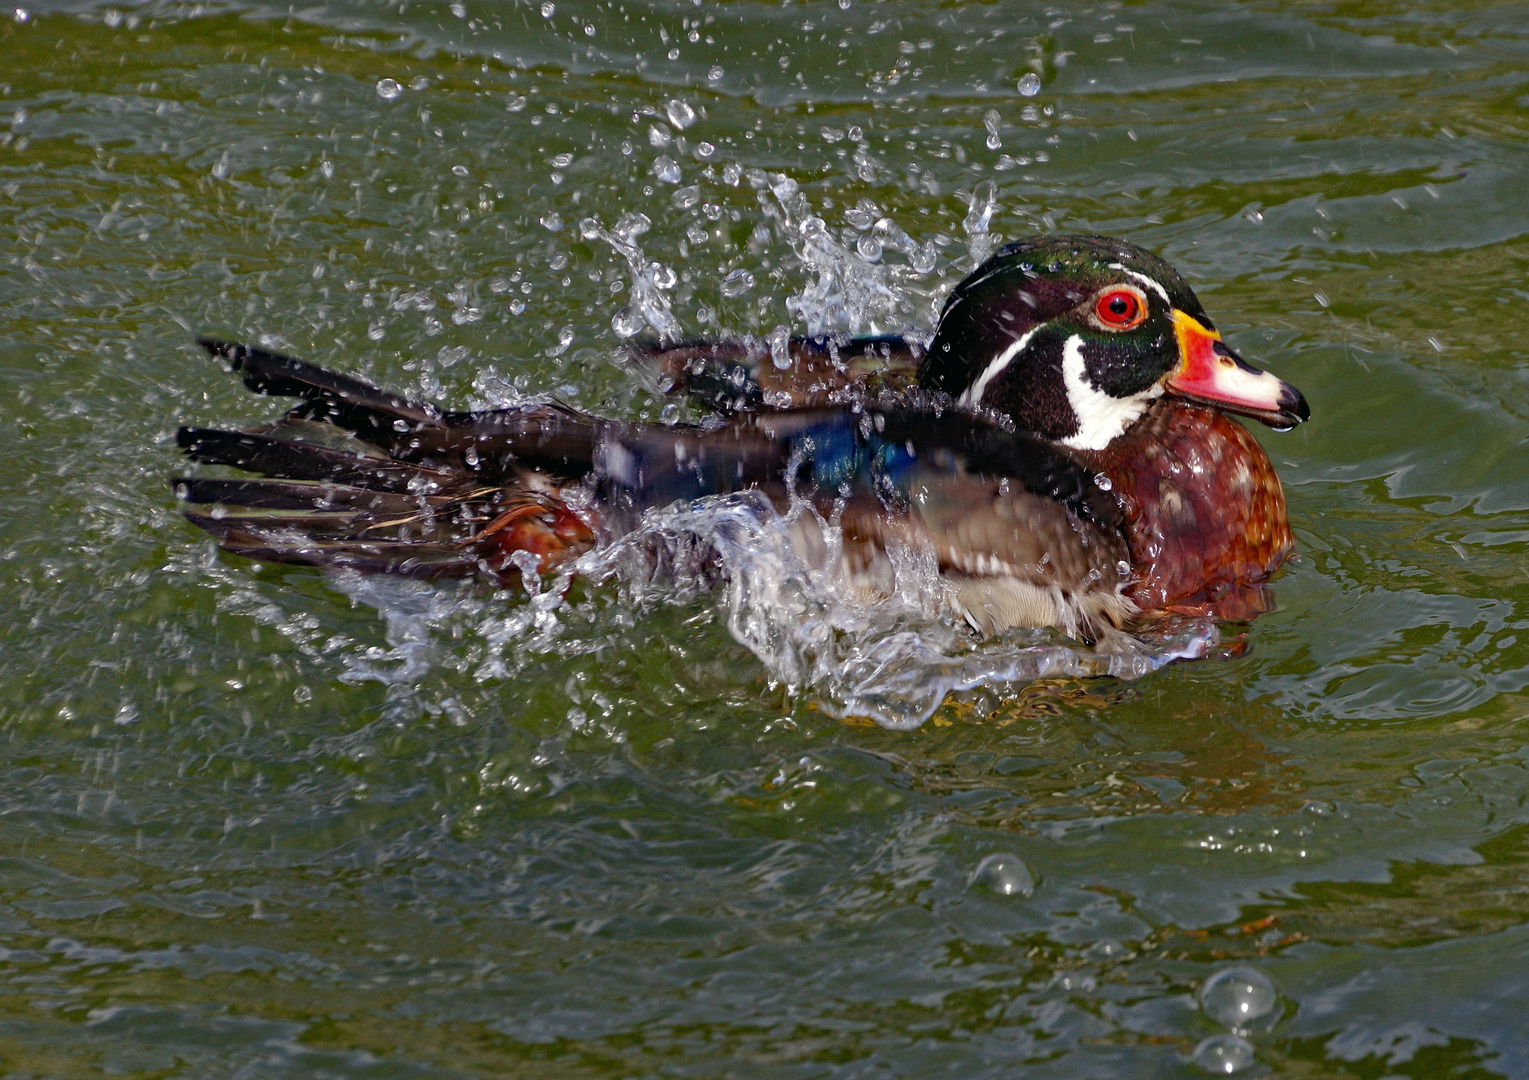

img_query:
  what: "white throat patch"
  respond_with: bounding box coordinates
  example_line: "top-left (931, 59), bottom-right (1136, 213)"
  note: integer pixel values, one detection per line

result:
top-left (1058, 334), bottom-right (1162, 450)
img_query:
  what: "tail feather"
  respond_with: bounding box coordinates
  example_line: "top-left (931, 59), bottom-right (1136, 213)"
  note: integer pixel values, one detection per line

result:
top-left (198, 337), bottom-right (443, 443)
top-left (177, 427), bottom-right (460, 493)
top-left (178, 338), bottom-right (603, 580)
top-left (173, 477), bottom-right (459, 514)
top-left (211, 528), bottom-right (484, 577)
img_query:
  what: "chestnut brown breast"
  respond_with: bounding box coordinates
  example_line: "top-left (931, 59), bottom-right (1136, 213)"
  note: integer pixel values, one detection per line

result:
top-left (1079, 399), bottom-right (1294, 621)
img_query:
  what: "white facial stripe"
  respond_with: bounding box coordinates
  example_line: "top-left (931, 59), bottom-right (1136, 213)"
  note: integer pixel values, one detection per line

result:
top-left (1121, 268), bottom-right (1171, 305)
top-left (958, 327), bottom-right (1038, 407)
top-left (1057, 334), bottom-right (1162, 451)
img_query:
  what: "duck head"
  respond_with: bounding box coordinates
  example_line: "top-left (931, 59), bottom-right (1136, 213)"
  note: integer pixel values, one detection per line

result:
top-left (919, 235), bottom-right (1309, 450)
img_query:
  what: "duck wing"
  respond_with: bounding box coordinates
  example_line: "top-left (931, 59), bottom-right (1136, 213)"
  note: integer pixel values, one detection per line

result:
top-left (631, 333), bottom-right (924, 412)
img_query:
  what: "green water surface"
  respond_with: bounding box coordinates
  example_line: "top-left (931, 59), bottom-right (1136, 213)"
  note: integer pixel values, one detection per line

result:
top-left (4, 0), bottom-right (1529, 1076)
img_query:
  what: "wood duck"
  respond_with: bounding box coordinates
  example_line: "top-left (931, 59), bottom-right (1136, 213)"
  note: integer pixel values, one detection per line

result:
top-left (174, 234), bottom-right (1308, 642)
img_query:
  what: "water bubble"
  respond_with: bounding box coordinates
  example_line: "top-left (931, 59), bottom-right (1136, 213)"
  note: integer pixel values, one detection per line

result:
top-left (1192, 1035), bottom-right (1256, 1075)
top-left (375, 78), bottom-right (403, 101)
top-left (652, 155), bottom-right (682, 184)
top-left (1199, 967), bottom-right (1279, 1032)
top-left (1017, 72), bottom-right (1042, 96)
top-left (856, 233), bottom-right (882, 262)
top-left (720, 269), bottom-right (755, 298)
top-left (971, 853), bottom-right (1035, 897)
top-left (665, 99), bottom-right (697, 130)
top-left (768, 325), bottom-right (792, 370)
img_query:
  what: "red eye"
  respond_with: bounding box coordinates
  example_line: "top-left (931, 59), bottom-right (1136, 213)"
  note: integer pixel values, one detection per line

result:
top-left (1094, 288), bottom-right (1146, 330)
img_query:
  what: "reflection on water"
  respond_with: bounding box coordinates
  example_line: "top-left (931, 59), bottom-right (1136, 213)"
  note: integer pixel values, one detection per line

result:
top-left (4, 0), bottom-right (1529, 1076)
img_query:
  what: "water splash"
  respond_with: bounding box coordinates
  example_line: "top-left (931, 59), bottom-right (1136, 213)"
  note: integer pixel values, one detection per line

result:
top-left (289, 191), bottom-right (1210, 728)
top-left (451, 491), bottom-right (1221, 729)
top-left (750, 171), bottom-right (938, 335)
top-left (580, 213), bottom-right (680, 342)
top-left (963, 180), bottom-right (1001, 268)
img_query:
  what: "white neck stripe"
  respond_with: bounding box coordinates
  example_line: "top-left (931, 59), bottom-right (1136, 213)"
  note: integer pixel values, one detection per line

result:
top-left (1057, 334), bottom-right (1161, 450)
top-left (958, 326), bottom-right (1038, 407)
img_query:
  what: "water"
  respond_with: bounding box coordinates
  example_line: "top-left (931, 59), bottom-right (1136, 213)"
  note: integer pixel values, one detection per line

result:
top-left (4, 0), bottom-right (1529, 1076)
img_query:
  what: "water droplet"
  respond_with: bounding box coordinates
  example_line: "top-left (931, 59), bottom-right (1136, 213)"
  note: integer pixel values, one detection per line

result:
top-left (539, 1), bottom-right (554, 15)
top-left (613, 212), bottom-right (651, 243)
top-left (695, 141), bottom-right (716, 159)
top-left (665, 99), bottom-right (696, 130)
top-left (546, 325), bottom-right (575, 358)
top-left (856, 233), bottom-right (882, 262)
top-left (652, 155), bottom-right (682, 184)
top-left (540, 212), bottom-right (563, 232)
top-left (1314, 289), bottom-right (1330, 308)
top-left (708, 65), bottom-right (725, 82)
top-left (375, 78), bottom-right (403, 101)
top-left (971, 853), bottom-right (1034, 897)
top-left (612, 307), bottom-right (645, 338)
top-left (13, 6), bottom-right (28, 21)
top-left (685, 222), bottom-right (708, 245)
top-left (1017, 72), bottom-right (1042, 96)
top-left (672, 185), bottom-right (700, 209)
top-left (508, 299), bottom-right (525, 315)
top-left (1199, 967), bottom-right (1279, 1031)
top-left (910, 243), bottom-right (937, 274)
top-left (1192, 1035), bottom-right (1256, 1075)
top-left (768, 325), bottom-right (792, 370)
top-left (1094, 472), bottom-right (1112, 491)
top-left (720, 269), bottom-right (754, 298)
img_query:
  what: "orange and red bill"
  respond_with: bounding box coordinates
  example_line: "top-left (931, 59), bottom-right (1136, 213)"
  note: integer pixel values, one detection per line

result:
top-left (1166, 310), bottom-right (1310, 430)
